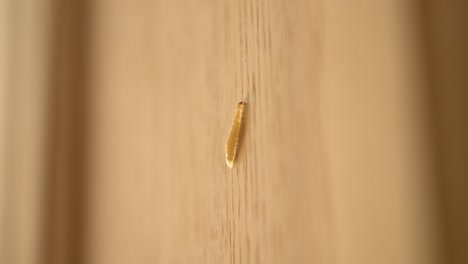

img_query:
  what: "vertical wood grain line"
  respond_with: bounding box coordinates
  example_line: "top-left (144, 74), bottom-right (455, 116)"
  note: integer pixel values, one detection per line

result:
top-left (231, 173), bottom-right (236, 264)
top-left (243, 0), bottom-right (250, 98)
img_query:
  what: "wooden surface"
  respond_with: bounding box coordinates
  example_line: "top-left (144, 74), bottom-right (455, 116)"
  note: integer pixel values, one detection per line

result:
top-left (2, 0), bottom-right (468, 264)
top-left (85, 1), bottom-right (438, 263)
top-left (87, 1), bottom-right (331, 263)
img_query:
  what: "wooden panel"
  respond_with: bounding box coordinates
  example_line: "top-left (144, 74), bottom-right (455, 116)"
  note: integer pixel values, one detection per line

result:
top-left (321, 1), bottom-right (443, 263)
top-left (86, 0), bottom-right (331, 263)
top-left (4, 0), bottom-right (464, 264)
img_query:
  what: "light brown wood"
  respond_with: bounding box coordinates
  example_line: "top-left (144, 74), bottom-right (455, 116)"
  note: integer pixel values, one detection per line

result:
top-left (2, 0), bottom-right (468, 264)
top-left (84, 0), bottom-right (440, 263)
top-left (86, 1), bottom-right (331, 263)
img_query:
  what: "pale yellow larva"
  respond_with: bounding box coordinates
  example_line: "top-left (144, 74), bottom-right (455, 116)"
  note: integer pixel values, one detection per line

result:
top-left (225, 101), bottom-right (246, 168)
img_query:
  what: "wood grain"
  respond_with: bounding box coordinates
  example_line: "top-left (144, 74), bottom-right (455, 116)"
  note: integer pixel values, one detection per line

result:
top-left (3, 0), bottom-right (461, 264)
top-left (86, 0), bottom-right (331, 263)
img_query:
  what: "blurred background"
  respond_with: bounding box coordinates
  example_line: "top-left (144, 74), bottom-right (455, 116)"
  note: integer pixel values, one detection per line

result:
top-left (1, 0), bottom-right (467, 263)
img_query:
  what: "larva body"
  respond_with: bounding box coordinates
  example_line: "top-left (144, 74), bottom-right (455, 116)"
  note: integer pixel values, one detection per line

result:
top-left (225, 102), bottom-right (245, 168)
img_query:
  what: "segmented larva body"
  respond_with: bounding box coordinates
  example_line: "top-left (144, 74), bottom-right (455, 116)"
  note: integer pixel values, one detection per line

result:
top-left (225, 102), bottom-right (245, 168)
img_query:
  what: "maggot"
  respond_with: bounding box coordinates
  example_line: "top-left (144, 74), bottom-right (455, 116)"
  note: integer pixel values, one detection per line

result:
top-left (225, 101), bottom-right (246, 168)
